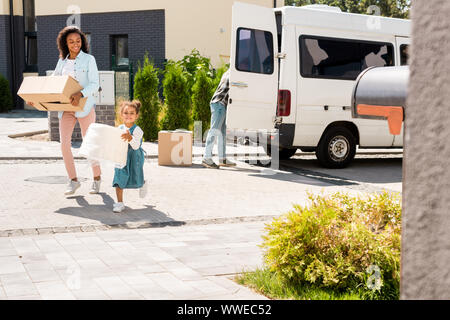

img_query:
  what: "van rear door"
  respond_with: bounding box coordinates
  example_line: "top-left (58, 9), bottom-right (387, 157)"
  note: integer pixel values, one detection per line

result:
top-left (226, 2), bottom-right (279, 131)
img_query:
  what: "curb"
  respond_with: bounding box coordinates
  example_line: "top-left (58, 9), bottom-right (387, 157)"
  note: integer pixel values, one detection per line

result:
top-left (7, 130), bottom-right (48, 139)
top-left (0, 215), bottom-right (277, 238)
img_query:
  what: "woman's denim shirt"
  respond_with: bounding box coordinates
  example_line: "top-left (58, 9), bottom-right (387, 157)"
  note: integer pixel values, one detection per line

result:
top-left (53, 50), bottom-right (99, 119)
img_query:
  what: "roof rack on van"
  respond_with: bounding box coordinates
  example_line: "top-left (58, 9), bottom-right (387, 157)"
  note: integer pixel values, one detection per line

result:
top-left (301, 4), bottom-right (342, 13)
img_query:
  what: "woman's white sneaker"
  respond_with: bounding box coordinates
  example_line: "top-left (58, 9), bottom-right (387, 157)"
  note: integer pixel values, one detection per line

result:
top-left (65, 180), bottom-right (81, 196)
top-left (113, 202), bottom-right (125, 213)
top-left (89, 179), bottom-right (101, 194)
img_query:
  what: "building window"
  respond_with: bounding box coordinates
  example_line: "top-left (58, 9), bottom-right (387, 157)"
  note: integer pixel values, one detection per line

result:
top-left (111, 35), bottom-right (129, 67)
top-left (299, 36), bottom-right (394, 80)
top-left (23, 0), bottom-right (37, 72)
top-left (236, 28), bottom-right (274, 75)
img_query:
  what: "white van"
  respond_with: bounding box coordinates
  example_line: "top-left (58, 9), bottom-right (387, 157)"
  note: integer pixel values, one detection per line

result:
top-left (226, 2), bottom-right (410, 168)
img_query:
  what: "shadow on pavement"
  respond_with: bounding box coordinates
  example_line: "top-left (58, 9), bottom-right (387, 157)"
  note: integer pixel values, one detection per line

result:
top-left (55, 193), bottom-right (185, 227)
top-left (281, 157), bottom-right (402, 185)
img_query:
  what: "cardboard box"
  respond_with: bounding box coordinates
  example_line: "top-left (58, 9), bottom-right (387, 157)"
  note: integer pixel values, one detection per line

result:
top-left (17, 75), bottom-right (87, 112)
top-left (158, 130), bottom-right (193, 166)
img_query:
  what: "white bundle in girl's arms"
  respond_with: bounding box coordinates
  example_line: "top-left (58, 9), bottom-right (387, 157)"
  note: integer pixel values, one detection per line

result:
top-left (79, 123), bottom-right (128, 168)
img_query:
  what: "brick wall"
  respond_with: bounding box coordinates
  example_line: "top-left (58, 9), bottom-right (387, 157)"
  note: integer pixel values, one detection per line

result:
top-left (48, 105), bottom-right (116, 142)
top-left (0, 15), bottom-right (10, 80)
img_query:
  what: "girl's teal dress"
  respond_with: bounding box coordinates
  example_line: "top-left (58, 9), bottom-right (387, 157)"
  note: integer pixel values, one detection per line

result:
top-left (112, 124), bottom-right (145, 189)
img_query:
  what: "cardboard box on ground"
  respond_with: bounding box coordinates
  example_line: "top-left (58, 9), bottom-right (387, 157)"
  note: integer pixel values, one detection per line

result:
top-left (158, 130), bottom-right (193, 166)
top-left (17, 75), bottom-right (87, 112)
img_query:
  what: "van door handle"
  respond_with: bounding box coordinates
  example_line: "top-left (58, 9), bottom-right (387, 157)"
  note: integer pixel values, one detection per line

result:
top-left (231, 82), bottom-right (248, 88)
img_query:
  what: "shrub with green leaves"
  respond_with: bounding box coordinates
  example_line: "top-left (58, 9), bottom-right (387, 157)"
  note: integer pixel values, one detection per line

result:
top-left (261, 191), bottom-right (401, 300)
top-left (178, 49), bottom-right (213, 94)
top-left (191, 68), bottom-right (214, 136)
top-left (161, 64), bottom-right (191, 130)
top-left (134, 55), bottom-right (161, 141)
top-left (0, 74), bottom-right (13, 113)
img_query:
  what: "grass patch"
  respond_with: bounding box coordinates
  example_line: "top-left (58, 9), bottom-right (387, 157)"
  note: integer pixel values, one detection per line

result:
top-left (235, 268), bottom-right (363, 300)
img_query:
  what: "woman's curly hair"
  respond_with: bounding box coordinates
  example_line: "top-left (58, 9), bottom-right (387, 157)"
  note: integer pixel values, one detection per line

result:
top-left (56, 26), bottom-right (89, 59)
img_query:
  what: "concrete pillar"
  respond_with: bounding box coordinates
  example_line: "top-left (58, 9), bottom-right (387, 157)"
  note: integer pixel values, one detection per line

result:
top-left (401, 0), bottom-right (450, 299)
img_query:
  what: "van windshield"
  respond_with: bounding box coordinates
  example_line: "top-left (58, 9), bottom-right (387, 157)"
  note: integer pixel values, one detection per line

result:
top-left (299, 36), bottom-right (394, 80)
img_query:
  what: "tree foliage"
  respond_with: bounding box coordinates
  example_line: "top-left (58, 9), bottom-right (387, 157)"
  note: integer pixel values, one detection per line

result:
top-left (284, 0), bottom-right (410, 19)
top-left (191, 68), bottom-right (214, 136)
top-left (0, 74), bottom-right (13, 113)
top-left (161, 63), bottom-right (191, 130)
top-left (134, 54), bottom-right (161, 141)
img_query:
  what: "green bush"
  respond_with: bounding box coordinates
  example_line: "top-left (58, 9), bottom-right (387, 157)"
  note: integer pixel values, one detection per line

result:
top-left (178, 49), bottom-right (213, 95)
top-left (161, 63), bottom-right (191, 130)
top-left (261, 191), bottom-right (401, 300)
top-left (0, 74), bottom-right (13, 113)
top-left (134, 54), bottom-right (161, 141)
top-left (191, 68), bottom-right (214, 137)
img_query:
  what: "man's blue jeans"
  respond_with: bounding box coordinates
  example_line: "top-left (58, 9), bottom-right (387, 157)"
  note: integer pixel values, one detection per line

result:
top-left (204, 102), bottom-right (226, 161)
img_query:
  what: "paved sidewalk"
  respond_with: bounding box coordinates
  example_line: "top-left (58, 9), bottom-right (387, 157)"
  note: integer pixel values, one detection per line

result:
top-left (0, 110), bottom-right (402, 300)
top-left (0, 221), bottom-right (269, 300)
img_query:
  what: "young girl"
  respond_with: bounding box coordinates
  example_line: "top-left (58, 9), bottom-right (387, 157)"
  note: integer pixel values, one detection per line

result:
top-left (112, 100), bottom-right (147, 213)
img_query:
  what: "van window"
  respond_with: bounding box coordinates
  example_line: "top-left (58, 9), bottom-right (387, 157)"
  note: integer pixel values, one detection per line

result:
top-left (400, 44), bottom-right (409, 65)
top-left (236, 28), bottom-right (274, 74)
top-left (299, 36), bottom-right (394, 80)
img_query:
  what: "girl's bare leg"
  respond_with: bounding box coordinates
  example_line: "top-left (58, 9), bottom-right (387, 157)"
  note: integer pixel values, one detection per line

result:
top-left (116, 187), bottom-right (123, 203)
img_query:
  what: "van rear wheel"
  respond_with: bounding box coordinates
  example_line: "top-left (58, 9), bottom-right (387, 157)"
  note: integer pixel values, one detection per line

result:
top-left (264, 144), bottom-right (297, 160)
top-left (316, 127), bottom-right (356, 168)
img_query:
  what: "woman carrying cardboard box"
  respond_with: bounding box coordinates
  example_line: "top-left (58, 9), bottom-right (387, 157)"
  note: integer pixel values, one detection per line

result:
top-left (29, 26), bottom-right (101, 195)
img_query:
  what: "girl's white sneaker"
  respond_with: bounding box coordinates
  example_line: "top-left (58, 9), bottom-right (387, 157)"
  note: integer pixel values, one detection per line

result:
top-left (139, 181), bottom-right (148, 199)
top-left (113, 202), bottom-right (125, 213)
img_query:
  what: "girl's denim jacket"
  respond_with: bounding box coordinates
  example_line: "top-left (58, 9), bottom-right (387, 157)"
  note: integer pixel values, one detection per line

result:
top-left (52, 50), bottom-right (99, 119)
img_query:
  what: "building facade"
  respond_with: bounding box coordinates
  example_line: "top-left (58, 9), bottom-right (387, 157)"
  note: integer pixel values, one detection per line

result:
top-left (0, 0), bottom-right (284, 109)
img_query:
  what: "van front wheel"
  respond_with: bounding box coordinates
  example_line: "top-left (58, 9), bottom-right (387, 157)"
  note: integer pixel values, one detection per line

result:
top-left (316, 127), bottom-right (356, 168)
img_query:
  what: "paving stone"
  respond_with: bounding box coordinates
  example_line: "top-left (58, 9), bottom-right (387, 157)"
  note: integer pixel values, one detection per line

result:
top-left (93, 276), bottom-right (143, 300)
top-left (35, 281), bottom-right (76, 300)
top-left (0, 273), bottom-right (38, 297)
top-left (75, 258), bottom-right (108, 270)
top-left (0, 239), bottom-right (13, 250)
top-left (0, 248), bottom-right (17, 257)
top-left (144, 247), bottom-right (177, 262)
top-left (26, 269), bottom-right (61, 283)
top-left (0, 256), bottom-right (26, 275)
top-left (44, 252), bottom-right (77, 268)
top-left (146, 272), bottom-right (200, 299)
top-left (129, 283), bottom-right (175, 300)
top-left (7, 295), bottom-right (42, 300)
top-left (169, 268), bottom-right (204, 281)
top-left (10, 238), bottom-right (40, 254)
top-left (136, 263), bottom-right (166, 274)
top-left (186, 279), bottom-right (229, 295)
top-left (34, 239), bottom-right (65, 253)
top-left (71, 287), bottom-right (110, 300)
